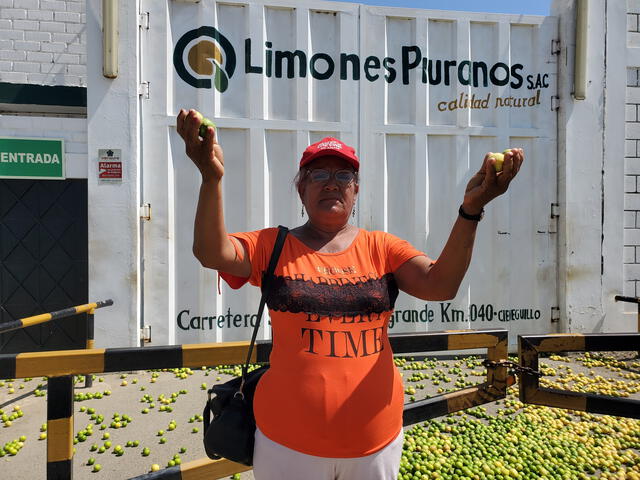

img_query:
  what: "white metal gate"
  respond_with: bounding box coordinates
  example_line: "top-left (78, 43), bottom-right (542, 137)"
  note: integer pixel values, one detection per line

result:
top-left (139, 0), bottom-right (558, 349)
top-left (357, 7), bottom-right (559, 349)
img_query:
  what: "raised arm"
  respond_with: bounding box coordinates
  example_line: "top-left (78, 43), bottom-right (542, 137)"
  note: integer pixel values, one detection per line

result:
top-left (176, 109), bottom-right (250, 278)
top-left (394, 149), bottom-right (524, 300)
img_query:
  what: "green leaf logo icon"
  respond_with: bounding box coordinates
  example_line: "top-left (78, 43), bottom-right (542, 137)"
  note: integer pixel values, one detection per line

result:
top-left (174, 27), bottom-right (236, 92)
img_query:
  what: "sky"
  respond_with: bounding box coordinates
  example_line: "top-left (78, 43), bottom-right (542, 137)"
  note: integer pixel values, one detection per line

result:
top-left (352, 0), bottom-right (552, 16)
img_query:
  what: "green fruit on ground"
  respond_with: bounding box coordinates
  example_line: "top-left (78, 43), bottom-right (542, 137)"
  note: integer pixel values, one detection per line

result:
top-left (151, 464), bottom-right (160, 472)
top-left (394, 353), bottom-right (640, 480)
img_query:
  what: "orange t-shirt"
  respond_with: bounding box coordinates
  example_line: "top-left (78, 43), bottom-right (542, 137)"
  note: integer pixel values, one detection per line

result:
top-left (219, 228), bottom-right (425, 458)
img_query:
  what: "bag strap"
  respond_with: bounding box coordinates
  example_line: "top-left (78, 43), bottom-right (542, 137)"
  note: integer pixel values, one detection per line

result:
top-left (238, 225), bottom-right (288, 395)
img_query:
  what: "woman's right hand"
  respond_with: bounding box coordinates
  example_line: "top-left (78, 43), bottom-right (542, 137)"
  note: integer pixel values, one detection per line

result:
top-left (176, 109), bottom-right (224, 182)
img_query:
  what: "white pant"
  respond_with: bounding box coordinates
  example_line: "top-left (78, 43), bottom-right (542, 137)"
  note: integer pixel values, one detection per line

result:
top-left (252, 427), bottom-right (404, 480)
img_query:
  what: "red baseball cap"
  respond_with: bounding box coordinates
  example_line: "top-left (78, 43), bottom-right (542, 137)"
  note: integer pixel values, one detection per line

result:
top-left (299, 137), bottom-right (359, 171)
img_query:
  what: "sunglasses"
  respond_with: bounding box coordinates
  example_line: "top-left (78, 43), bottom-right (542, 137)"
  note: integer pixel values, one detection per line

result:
top-left (307, 168), bottom-right (357, 186)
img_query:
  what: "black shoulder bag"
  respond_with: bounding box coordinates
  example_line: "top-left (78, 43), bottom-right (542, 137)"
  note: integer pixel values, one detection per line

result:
top-left (202, 225), bottom-right (288, 466)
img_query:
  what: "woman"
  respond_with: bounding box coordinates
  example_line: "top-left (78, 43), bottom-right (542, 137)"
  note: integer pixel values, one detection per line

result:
top-left (177, 108), bottom-right (523, 480)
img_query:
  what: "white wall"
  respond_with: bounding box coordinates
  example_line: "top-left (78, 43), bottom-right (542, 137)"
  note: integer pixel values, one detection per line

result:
top-left (0, 0), bottom-right (86, 86)
top-left (86, 0), bottom-right (140, 347)
top-left (0, 0), bottom-right (88, 180)
top-left (552, 0), bottom-right (628, 333)
top-left (625, 0), bottom-right (640, 313)
top-left (604, 0), bottom-right (628, 329)
top-left (1, 0), bottom-right (636, 347)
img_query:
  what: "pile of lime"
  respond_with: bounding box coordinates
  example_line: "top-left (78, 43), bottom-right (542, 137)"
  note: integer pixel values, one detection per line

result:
top-left (396, 352), bottom-right (640, 480)
top-left (1, 351), bottom-right (638, 479)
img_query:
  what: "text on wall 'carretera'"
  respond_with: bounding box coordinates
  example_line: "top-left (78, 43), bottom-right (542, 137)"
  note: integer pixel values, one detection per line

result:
top-left (176, 303), bottom-right (543, 331)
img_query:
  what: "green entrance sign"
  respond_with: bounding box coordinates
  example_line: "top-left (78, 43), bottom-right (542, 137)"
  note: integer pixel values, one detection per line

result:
top-left (0, 137), bottom-right (65, 179)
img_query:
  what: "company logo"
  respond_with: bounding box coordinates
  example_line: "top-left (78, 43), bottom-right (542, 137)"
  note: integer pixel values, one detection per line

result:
top-left (173, 27), bottom-right (236, 92)
top-left (317, 141), bottom-right (343, 151)
top-left (173, 25), bottom-right (551, 110)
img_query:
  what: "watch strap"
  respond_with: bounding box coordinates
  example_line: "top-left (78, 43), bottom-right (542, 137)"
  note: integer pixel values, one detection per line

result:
top-left (459, 205), bottom-right (484, 221)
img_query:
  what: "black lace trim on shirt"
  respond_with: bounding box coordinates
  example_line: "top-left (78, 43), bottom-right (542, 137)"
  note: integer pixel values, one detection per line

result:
top-left (265, 272), bottom-right (399, 317)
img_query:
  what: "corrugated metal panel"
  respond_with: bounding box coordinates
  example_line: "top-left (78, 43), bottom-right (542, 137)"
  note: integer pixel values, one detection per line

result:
top-left (140, 0), bottom-right (558, 349)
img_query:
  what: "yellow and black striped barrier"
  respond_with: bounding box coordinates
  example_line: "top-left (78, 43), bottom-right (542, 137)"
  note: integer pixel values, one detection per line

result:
top-left (128, 329), bottom-right (514, 480)
top-left (46, 376), bottom-right (74, 479)
top-left (0, 299), bottom-right (113, 336)
top-left (0, 299), bottom-right (113, 389)
top-left (130, 457), bottom-right (252, 480)
top-left (519, 332), bottom-right (640, 419)
top-left (0, 340), bottom-right (271, 480)
top-left (0, 341), bottom-right (272, 380)
top-left (390, 329), bottom-right (514, 426)
top-left (0, 329), bottom-right (513, 480)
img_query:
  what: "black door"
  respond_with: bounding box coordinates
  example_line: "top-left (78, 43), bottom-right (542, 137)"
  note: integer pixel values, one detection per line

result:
top-left (0, 179), bottom-right (88, 353)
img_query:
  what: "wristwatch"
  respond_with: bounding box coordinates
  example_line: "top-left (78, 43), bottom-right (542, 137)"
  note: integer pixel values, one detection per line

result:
top-left (458, 204), bottom-right (484, 222)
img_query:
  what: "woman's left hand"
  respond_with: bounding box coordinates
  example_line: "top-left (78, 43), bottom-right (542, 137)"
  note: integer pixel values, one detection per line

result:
top-left (462, 148), bottom-right (524, 213)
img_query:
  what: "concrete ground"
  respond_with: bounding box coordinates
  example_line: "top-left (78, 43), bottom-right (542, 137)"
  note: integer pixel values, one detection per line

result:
top-left (0, 351), bottom-right (638, 479)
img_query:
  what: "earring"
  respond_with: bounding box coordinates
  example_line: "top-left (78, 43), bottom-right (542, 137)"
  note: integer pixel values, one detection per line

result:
top-left (352, 204), bottom-right (356, 218)
top-left (301, 205), bottom-right (305, 217)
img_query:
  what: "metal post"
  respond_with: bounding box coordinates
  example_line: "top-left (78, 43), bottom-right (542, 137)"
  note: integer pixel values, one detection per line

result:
top-left (573, 0), bottom-right (588, 99)
top-left (84, 308), bottom-right (95, 388)
top-left (47, 376), bottom-right (74, 480)
top-left (102, 0), bottom-right (119, 78)
top-left (614, 295), bottom-right (640, 358)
